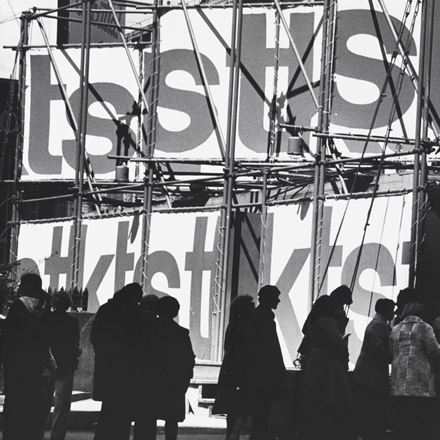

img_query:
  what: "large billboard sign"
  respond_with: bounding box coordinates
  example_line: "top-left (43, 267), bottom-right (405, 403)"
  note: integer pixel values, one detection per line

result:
top-left (263, 194), bottom-right (412, 367)
top-left (22, 1), bottom-right (430, 181)
top-left (16, 195), bottom-right (412, 365)
top-left (16, 211), bottom-right (221, 360)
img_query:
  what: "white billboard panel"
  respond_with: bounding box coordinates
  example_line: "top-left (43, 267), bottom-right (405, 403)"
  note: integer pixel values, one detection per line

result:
top-left (16, 194), bottom-right (412, 365)
top-left (16, 211), bottom-right (221, 360)
top-left (265, 193), bottom-right (412, 367)
top-left (21, 1), bottom-right (426, 180)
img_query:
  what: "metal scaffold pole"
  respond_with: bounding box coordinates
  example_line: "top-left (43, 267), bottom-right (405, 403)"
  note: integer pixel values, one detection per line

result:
top-left (140, 0), bottom-right (160, 292)
top-left (309, 0), bottom-right (332, 303)
top-left (409, 0), bottom-right (428, 288)
top-left (71, 0), bottom-right (92, 291)
top-left (9, 12), bottom-right (30, 282)
top-left (212, 0), bottom-right (243, 362)
top-left (414, 0), bottom-right (434, 287)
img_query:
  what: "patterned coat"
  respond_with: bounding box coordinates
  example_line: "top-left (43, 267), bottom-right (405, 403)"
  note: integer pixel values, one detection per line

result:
top-left (389, 316), bottom-right (440, 397)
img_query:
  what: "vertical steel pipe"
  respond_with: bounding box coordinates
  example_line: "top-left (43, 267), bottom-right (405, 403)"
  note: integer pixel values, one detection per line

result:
top-left (309, 0), bottom-right (330, 304)
top-left (267, 11), bottom-right (281, 159)
top-left (71, 0), bottom-right (92, 290)
top-left (415, 0), bottom-right (434, 287)
top-left (9, 12), bottom-right (30, 282)
top-left (212, 0), bottom-right (244, 362)
top-left (181, 0), bottom-right (226, 160)
top-left (409, 0), bottom-right (428, 287)
top-left (107, 0), bottom-right (149, 114)
top-left (274, 0), bottom-right (320, 109)
top-left (258, 168), bottom-right (269, 288)
top-left (140, 0), bottom-right (161, 292)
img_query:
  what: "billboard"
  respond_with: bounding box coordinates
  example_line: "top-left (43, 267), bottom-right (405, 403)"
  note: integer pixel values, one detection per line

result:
top-left (263, 194), bottom-right (412, 367)
top-left (16, 194), bottom-right (412, 365)
top-left (16, 211), bottom-right (228, 360)
top-left (22, 1), bottom-right (434, 181)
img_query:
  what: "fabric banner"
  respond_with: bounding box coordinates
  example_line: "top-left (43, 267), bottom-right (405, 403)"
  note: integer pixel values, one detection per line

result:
top-left (16, 194), bottom-right (413, 364)
top-left (264, 194), bottom-right (412, 367)
top-left (21, 0), bottom-right (432, 180)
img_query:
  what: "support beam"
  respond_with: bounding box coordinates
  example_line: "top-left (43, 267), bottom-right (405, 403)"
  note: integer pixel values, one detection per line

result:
top-left (409, 0), bottom-right (428, 287)
top-left (107, 0), bottom-right (150, 114)
top-left (273, 0), bottom-right (320, 110)
top-left (181, 0), bottom-right (226, 161)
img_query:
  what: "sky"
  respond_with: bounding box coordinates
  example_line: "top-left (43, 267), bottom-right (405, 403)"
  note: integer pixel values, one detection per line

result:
top-left (0, 0), bottom-right (157, 79)
top-left (0, 1), bottom-right (57, 78)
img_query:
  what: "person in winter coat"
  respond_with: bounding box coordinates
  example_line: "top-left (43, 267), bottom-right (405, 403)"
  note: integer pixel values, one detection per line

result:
top-left (47, 290), bottom-right (82, 440)
top-left (353, 298), bottom-right (395, 440)
top-left (133, 294), bottom-right (160, 440)
top-left (301, 295), bottom-right (353, 440)
top-left (250, 285), bottom-right (286, 440)
top-left (329, 285), bottom-right (352, 336)
top-left (149, 296), bottom-right (195, 440)
top-left (91, 283), bottom-right (144, 440)
top-left (389, 302), bottom-right (440, 440)
top-left (1, 273), bottom-right (51, 440)
top-left (213, 294), bottom-right (255, 440)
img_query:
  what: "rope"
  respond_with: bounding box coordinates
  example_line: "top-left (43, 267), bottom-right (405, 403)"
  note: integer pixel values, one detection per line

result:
top-left (318, 0), bottom-right (418, 295)
top-left (392, 194), bottom-right (407, 296)
top-left (367, 196), bottom-right (391, 317)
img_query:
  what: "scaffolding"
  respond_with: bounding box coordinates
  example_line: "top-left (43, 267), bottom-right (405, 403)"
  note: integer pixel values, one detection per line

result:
top-left (1, 0), bottom-right (440, 360)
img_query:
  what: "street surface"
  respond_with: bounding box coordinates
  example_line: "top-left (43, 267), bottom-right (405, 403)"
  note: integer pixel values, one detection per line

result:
top-left (43, 431), bottom-right (241, 440)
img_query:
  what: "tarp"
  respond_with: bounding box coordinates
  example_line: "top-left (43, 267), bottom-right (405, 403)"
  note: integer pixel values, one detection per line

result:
top-left (16, 194), bottom-right (413, 365)
top-left (21, 1), bottom-right (434, 180)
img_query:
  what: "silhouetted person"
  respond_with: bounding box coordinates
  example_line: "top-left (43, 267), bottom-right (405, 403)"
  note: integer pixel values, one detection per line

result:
top-left (140, 294), bottom-right (160, 321)
top-left (250, 285), bottom-right (286, 440)
top-left (353, 298), bottom-right (395, 440)
top-left (134, 294), bottom-right (160, 440)
top-left (329, 285), bottom-right (352, 336)
top-left (301, 295), bottom-right (353, 440)
top-left (1, 273), bottom-right (51, 440)
top-left (213, 295), bottom-right (255, 440)
top-left (47, 290), bottom-right (82, 440)
top-left (91, 283), bottom-right (144, 440)
top-left (149, 296), bottom-right (195, 440)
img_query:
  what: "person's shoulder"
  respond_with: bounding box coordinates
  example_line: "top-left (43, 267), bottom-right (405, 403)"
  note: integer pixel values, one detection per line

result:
top-left (369, 314), bottom-right (389, 328)
top-left (254, 305), bottom-right (273, 320)
top-left (174, 320), bottom-right (189, 335)
top-left (318, 316), bottom-right (335, 324)
top-left (66, 312), bottom-right (80, 326)
top-left (6, 298), bottom-right (25, 315)
top-left (316, 316), bottom-right (339, 329)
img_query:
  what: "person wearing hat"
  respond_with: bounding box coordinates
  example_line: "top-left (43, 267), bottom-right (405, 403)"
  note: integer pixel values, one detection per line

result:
top-left (250, 285), bottom-right (286, 440)
top-left (1, 273), bottom-right (51, 440)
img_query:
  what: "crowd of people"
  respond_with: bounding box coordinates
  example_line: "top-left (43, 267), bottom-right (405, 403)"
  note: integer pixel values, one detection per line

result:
top-left (0, 276), bottom-right (195, 440)
top-left (89, 283), bottom-right (195, 440)
top-left (296, 286), bottom-right (440, 440)
top-left (0, 273), bottom-right (82, 440)
top-left (215, 285), bottom-right (440, 440)
top-left (3, 273), bottom-right (440, 440)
